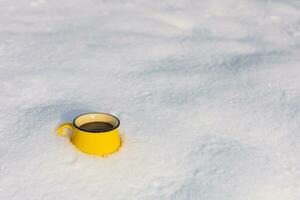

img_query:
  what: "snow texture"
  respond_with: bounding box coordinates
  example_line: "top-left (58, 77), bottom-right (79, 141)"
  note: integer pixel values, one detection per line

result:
top-left (1, 0), bottom-right (300, 199)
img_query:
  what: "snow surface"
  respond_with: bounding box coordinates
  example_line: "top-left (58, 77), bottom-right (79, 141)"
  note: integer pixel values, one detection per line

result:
top-left (1, 0), bottom-right (300, 199)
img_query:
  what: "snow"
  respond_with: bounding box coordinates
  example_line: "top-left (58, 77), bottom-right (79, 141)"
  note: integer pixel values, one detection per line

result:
top-left (0, 0), bottom-right (300, 199)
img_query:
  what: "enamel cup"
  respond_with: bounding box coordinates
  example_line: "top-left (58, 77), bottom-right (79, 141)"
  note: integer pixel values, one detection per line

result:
top-left (57, 113), bottom-right (121, 156)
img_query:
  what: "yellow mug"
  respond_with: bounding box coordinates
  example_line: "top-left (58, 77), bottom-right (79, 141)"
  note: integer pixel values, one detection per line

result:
top-left (57, 112), bottom-right (121, 156)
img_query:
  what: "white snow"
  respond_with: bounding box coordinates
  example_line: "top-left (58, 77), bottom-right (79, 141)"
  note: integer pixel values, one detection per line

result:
top-left (1, 0), bottom-right (300, 199)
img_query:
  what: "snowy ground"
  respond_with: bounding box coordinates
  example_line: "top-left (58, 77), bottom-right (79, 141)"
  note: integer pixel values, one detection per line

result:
top-left (1, 0), bottom-right (300, 199)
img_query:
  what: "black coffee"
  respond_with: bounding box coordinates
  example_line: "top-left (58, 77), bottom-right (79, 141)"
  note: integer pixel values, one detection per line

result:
top-left (79, 122), bottom-right (114, 132)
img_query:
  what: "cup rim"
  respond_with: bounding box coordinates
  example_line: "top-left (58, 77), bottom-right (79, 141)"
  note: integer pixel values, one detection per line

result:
top-left (73, 112), bottom-right (120, 133)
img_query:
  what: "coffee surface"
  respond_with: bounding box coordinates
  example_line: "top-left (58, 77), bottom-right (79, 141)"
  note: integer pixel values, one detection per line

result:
top-left (79, 122), bottom-right (114, 132)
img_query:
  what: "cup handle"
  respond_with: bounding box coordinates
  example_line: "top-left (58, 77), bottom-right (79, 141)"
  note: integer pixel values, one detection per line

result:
top-left (57, 123), bottom-right (74, 137)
